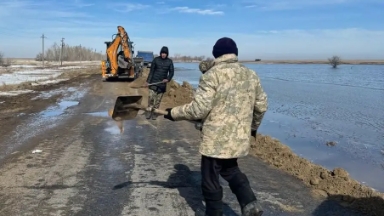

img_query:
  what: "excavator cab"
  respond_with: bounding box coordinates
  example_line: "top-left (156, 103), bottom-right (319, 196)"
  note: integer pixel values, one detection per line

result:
top-left (101, 26), bottom-right (143, 81)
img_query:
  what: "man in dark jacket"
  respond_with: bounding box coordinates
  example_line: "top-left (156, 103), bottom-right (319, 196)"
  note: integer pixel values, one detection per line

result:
top-left (145, 46), bottom-right (174, 120)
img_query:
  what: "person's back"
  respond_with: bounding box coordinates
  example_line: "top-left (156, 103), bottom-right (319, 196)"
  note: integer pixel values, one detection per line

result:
top-left (201, 54), bottom-right (264, 158)
top-left (164, 37), bottom-right (266, 216)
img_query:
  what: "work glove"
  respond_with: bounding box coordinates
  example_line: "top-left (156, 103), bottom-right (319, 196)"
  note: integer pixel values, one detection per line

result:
top-left (194, 119), bottom-right (203, 131)
top-left (163, 108), bottom-right (175, 121)
top-left (251, 129), bottom-right (257, 138)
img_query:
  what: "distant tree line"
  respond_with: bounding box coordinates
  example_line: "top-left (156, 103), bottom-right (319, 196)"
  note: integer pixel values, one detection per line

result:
top-left (35, 43), bottom-right (103, 62)
top-left (170, 54), bottom-right (214, 62)
top-left (0, 52), bottom-right (3, 65)
top-left (0, 51), bottom-right (14, 67)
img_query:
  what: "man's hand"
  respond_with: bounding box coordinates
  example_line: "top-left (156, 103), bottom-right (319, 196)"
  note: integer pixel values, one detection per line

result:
top-left (162, 79), bottom-right (168, 83)
top-left (142, 82), bottom-right (149, 87)
top-left (163, 108), bottom-right (175, 121)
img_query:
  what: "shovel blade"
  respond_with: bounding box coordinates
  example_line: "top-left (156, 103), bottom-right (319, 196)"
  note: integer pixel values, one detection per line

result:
top-left (111, 95), bottom-right (143, 121)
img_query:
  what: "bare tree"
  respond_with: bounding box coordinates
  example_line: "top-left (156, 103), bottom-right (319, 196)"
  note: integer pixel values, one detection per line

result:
top-left (35, 43), bottom-right (103, 62)
top-left (0, 52), bottom-right (3, 65)
top-left (328, 55), bottom-right (341, 68)
top-left (170, 55), bottom-right (214, 62)
top-left (0, 51), bottom-right (14, 67)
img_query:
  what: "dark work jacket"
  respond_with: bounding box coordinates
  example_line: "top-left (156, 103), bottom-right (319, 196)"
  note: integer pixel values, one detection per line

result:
top-left (146, 56), bottom-right (174, 93)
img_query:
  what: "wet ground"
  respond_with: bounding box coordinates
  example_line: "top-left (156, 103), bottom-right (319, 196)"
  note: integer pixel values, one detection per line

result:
top-left (173, 63), bottom-right (384, 192)
top-left (0, 74), bottom-right (366, 215)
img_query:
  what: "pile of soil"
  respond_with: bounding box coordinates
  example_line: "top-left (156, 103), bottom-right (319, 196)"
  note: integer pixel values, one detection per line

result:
top-left (129, 69), bottom-right (194, 108)
top-left (251, 135), bottom-right (384, 215)
top-left (130, 68), bottom-right (384, 215)
top-left (162, 80), bottom-right (194, 107)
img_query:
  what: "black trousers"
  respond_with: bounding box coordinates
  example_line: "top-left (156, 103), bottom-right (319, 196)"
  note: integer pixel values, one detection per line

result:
top-left (201, 155), bottom-right (241, 192)
top-left (200, 155), bottom-right (257, 214)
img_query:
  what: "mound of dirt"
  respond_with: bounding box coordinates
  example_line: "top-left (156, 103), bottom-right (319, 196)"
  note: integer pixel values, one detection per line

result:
top-left (129, 69), bottom-right (194, 107)
top-left (131, 67), bottom-right (384, 215)
top-left (250, 134), bottom-right (384, 215)
top-left (162, 80), bottom-right (194, 107)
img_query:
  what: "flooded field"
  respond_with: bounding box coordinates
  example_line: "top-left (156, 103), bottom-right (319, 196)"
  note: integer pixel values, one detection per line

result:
top-left (173, 63), bottom-right (384, 192)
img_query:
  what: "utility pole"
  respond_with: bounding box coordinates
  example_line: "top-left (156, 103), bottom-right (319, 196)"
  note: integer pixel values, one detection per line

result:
top-left (60, 38), bottom-right (65, 66)
top-left (41, 34), bottom-right (47, 67)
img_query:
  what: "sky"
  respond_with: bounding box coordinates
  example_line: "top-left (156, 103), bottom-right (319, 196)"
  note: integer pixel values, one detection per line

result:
top-left (0, 0), bottom-right (383, 60)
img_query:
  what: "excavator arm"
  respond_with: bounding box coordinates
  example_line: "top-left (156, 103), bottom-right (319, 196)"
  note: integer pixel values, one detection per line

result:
top-left (118, 26), bottom-right (132, 61)
top-left (106, 35), bottom-right (121, 75)
top-left (102, 26), bottom-right (136, 78)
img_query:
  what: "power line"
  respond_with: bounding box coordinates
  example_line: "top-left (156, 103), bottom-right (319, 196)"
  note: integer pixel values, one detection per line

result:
top-left (41, 34), bottom-right (47, 67)
top-left (60, 37), bottom-right (65, 66)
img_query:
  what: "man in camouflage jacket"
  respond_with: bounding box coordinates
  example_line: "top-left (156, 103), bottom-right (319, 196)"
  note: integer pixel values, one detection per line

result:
top-left (164, 37), bottom-right (268, 216)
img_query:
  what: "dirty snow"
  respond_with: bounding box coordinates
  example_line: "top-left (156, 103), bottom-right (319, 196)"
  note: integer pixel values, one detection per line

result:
top-left (31, 78), bottom-right (69, 86)
top-left (31, 86), bottom-right (77, 100)
top-left (0, 64), bottom-right (95, 97)
top-left (0, 69), bottom-right (62, 86)
top-left (0, 90), bottom-right (35, 96)
top-left (58, 66), bottom-right (86, 70)
top-left (9, 65), bottom-right (37, 68)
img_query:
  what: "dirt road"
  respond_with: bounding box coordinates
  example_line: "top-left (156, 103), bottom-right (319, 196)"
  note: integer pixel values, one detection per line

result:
top-left (0, 73), bottom-right (367, 216)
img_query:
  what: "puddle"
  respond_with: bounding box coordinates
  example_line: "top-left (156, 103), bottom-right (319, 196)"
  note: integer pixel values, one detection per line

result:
top-left (67, 87), bottom-right (77, 92)
top-left (84, 111), bottom-right (110, 118)
top-left (1, 89), bottom-right (87, 161)
top-left (84, 111), bottom-right (125, 134)
top-left (41, 100), bottom-right (79, 117)
top-left (105, 121), bottom-right (124, 135)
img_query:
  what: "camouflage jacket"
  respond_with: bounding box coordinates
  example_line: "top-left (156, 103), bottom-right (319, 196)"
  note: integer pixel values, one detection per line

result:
top-left (171, 54), bottom-right (268, 159)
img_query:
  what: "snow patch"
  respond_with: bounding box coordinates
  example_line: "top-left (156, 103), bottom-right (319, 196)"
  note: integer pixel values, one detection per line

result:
top-left (9, 65), bottom-right (37, 68)
top-left (0, 90), bottom-right (34, 96)
top-left (31, 78), bottom-right (69, 86)
top-left (58, 66), bottom-right (86, 70)
top-left (0, 69), bottom-right (62, 85)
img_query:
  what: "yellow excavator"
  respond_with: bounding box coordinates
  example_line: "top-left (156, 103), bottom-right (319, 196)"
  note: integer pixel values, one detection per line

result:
top-left (101, 26), bottom-right (143, 81)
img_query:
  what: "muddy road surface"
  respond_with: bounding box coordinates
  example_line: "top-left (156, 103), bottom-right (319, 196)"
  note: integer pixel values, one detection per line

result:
top-left (0, 74), bottom-right (363, 215)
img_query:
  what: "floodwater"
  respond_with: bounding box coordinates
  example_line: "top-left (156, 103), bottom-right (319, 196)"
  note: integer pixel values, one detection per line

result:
top-left (173, 63), bottom-right (384, 192)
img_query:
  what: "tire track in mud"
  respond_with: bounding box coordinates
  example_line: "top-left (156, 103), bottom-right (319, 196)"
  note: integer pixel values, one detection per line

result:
top-left (119, 117), bottom-right (202, 216)
top-left (0, 120), bottom-right (92, 215)
top-left (69, 114), bottom-right (136, 216)
top-left (64, 78), bottom-right (149, 215)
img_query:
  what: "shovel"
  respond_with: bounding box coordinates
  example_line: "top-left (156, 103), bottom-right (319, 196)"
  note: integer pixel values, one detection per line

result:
top-left (131, 81), bottom-right (164, 89)
top-left (110, 95), bottom-right (168, 121)
top-left (110, 95), bottom-right (202, 128)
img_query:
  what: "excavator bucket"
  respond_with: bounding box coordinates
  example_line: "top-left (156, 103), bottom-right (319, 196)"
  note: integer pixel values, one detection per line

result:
top-left (110, 95), bottom-right (144, 121)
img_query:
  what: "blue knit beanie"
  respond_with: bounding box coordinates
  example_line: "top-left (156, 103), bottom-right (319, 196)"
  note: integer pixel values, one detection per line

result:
top-left (212, 37), bottom-right (238, 58)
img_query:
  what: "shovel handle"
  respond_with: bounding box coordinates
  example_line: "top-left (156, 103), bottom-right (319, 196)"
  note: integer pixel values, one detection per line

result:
top-left (149, 108), bottom-right (200, 125)
top-left (151, 108), bottom-right (168, 115)
top-left (140, 81), bottom-right (164, 88)
top-left (148, 81), bottom-right (164, 86)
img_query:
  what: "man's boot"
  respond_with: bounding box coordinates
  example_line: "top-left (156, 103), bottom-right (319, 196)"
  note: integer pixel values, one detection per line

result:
top-left (228, 173), bottom-right (263, 216)
top-left (145, 111), bottom-right (152, 119)
top-left (195, 188), bottom-right (223, 216)
top-left (151, 113), bottom-right (157, 120)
